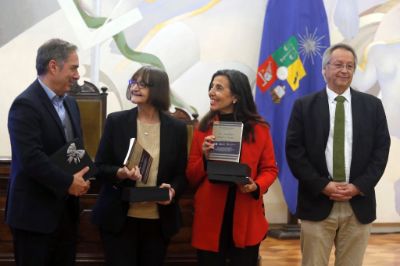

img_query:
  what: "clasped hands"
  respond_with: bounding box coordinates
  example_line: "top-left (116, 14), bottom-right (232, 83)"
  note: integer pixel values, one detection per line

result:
top-left (323, 181), bottom-right (361, 201)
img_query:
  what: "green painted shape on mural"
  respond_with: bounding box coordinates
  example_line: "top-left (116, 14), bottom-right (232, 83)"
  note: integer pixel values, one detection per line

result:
top-left (272, 36), bottom-right (299, 67)
top-left (73, 0), bottom-right (165, 70)
top-left (72, 0), bottom-right (198, 115)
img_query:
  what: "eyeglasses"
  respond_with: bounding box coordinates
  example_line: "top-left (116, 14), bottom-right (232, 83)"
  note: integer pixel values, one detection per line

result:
top-left (128, 79), bottom-right (150, 89)
top-left (327, 62), bottom-right (355, 72)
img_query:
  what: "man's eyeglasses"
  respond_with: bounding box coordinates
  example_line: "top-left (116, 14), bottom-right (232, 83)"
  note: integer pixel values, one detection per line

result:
top-left (327, 62), bottom-right (355, 72)
top-left (129, 79), bottom-right (150, 89)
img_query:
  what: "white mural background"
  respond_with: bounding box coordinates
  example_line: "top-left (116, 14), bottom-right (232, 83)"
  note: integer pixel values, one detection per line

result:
top-left (0, 0), bottom-right (399, 223)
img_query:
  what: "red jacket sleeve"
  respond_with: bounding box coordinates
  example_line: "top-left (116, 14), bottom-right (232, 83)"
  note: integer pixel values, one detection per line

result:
top-left (186, 129), bottom-right (208, 189)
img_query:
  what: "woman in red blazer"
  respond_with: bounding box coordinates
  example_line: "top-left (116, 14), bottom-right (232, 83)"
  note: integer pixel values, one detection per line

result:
top-left (186, 69), bottom-right (278, 265)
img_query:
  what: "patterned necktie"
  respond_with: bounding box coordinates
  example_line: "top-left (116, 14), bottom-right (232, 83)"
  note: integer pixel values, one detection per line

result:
top-left (333, 95), bottom-right (346, 182)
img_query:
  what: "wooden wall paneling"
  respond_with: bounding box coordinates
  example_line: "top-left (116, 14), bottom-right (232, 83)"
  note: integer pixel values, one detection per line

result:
top-left (0, 159), bottom-right (14, 265)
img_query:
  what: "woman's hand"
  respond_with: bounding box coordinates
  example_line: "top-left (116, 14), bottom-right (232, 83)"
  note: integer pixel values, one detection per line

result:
top-left (157, 183), bottom-right (175, 205)
top-left (116, 166), bottom-right (142, 181)
top-left (202, 135), bottom-right (216, 159)
top-left (238, 177), bottom-right (257, 194)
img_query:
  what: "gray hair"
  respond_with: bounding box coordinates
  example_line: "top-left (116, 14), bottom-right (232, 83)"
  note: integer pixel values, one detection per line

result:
top-left (321, 43), bottom-right (357, 71)
top-left (36, 38), bottom-right (77, 75)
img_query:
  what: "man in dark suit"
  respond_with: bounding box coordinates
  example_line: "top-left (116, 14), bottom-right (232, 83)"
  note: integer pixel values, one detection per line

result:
top-left (286, 43), bottom-right (390, 266)
top-left (6, 38), bottom-right (91, 266)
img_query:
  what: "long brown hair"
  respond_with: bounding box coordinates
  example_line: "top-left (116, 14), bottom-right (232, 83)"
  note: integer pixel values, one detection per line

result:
top-left (199, 69), bottom-right (268, 142)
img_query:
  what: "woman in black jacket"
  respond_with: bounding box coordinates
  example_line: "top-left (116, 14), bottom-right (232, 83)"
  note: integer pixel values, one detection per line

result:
top-left (92, 66), bottom-right (187, 266)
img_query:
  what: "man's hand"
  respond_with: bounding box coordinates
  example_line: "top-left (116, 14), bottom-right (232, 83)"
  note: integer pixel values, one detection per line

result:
top-left (322, 181), bottom-right (340, 196)
top-left (335, 183), bottom-right (361, 198)
top-left (322, 182), bottom-right (360, 201)
top-left (68, 166), bottom-right (91, 196)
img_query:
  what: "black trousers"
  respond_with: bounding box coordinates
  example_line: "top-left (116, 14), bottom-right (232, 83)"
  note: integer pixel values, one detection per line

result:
top-left (197, 245), bottom-right (259, 266)
top-left (197, 185), bottom-right (260, 266)
top-left (11, 203), bottom-right (78, 266)
top-left (100, 217), bottom-right (169, 266)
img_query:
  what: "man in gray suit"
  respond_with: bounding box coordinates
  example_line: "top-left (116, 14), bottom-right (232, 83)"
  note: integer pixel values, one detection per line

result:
top-left (286, 43), bottom-right (390, 266)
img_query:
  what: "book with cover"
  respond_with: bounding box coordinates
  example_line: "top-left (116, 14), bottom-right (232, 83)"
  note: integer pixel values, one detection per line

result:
top-left (123, 138), bottom-right (153, 184)
top-left (121, 187), bottom-right (170, 202)
top-left (208, 121), bottom-right (244, 162)
top-left (207, 161), bottom-right (251, 185)
top-left (50, 138), bottom-right (97, 180)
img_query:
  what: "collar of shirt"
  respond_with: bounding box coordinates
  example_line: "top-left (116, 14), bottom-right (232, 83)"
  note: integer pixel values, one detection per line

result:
top-left (326, 86), bottom-right (352, 104)
top-left (37, 77), bottom-right (66, 104)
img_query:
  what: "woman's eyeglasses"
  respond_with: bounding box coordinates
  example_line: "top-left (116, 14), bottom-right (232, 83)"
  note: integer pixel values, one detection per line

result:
top-left (128, 79), bottom-right (150, 89)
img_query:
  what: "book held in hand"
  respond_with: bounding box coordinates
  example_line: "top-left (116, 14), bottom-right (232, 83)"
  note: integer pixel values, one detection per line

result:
top-left (121, 187), bottom-right (170, 202)
top-left (207, 161), bottom-right (250, 185)
top-left (50, 138), bottom-right (97, 180)
top-left (207, 121), bottom-right (251, 184)
top-left (123, 138), bottom-right (153, 184)
top-left (208, 121), bottom-right (243, 162)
